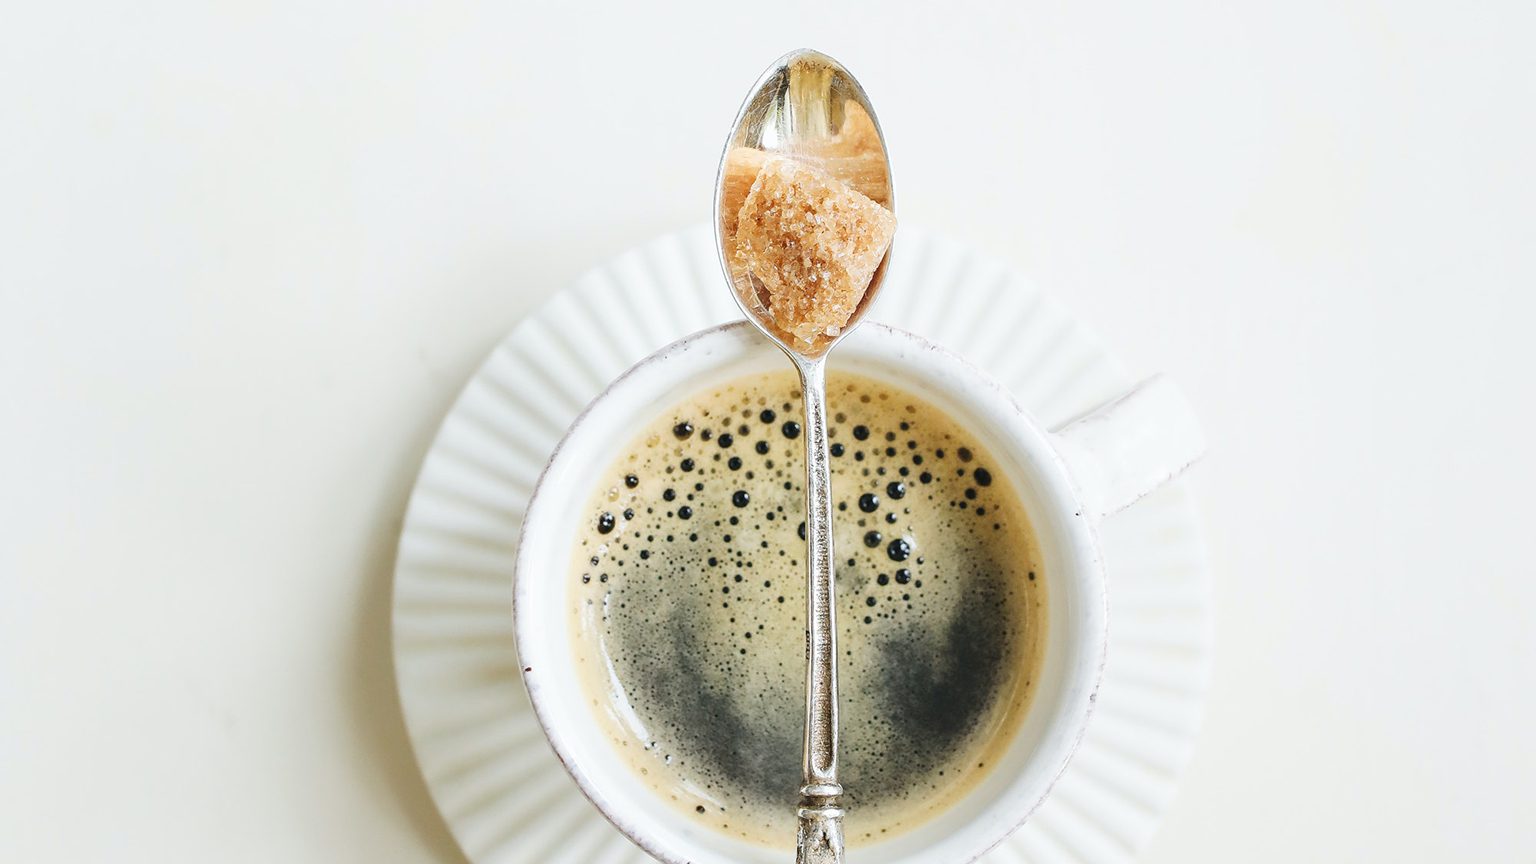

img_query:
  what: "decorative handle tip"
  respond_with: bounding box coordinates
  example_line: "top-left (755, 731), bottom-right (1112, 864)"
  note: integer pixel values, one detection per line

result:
top-left (795, 800), bottom-right (845, 864)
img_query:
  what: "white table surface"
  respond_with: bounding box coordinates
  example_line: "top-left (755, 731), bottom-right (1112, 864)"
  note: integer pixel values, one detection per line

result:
top-left (3, 2), bottom-right (1533, 861)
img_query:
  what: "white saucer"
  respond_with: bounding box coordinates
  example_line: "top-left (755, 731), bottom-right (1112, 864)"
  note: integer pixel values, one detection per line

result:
top-left (392, 227), bottom-right (1212, 864)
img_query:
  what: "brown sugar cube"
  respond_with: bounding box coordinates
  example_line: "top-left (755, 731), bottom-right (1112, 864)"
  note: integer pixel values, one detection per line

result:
top-left (817, 150), bottom-right (891, 210)
top-left (801, 102), bottom-right (891, 206)
top-left (723, 146), bottom-right (889, 236)
top-left (828, 101), bottom-right (883, 156)
top-left (720, 146), bottom-right (769, 238)
top-left (720, 103), bottom-right (889, 243)
top-left (734, 156), bottom-right (897, 349)
top-left (799, 100), bottom-right (881, 159)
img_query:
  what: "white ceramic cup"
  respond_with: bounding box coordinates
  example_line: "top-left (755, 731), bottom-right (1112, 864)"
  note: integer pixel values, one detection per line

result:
top-left (514, 321), bottom-right (1204, 864)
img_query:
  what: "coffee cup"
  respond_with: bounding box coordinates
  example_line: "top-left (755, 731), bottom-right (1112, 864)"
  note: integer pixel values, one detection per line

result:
top-left (514, 321), bottom-right (1203, 863)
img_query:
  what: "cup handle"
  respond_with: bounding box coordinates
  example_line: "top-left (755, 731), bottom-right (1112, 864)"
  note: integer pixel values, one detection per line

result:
top-left (1049, 375), bottom-right (1205, 519)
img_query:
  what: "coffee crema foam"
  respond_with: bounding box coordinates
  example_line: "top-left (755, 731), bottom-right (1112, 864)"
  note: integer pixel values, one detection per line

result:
top-left (569, 370), bottom-right (1045, 847)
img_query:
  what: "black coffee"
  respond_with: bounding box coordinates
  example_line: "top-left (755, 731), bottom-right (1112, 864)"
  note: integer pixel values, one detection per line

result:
top-left (569, 370), bottom-right (1045, 847)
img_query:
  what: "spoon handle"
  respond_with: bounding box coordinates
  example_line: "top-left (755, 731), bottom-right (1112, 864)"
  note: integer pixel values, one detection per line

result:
top-left (795, 358), bottom-right (845, 864)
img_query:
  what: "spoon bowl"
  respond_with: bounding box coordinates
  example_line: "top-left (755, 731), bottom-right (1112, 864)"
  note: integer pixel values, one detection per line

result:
top-left (714, 49), bottom-right (896, 360)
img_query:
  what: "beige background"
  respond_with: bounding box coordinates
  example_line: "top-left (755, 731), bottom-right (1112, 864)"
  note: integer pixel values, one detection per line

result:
top-left (3, 1), bottom-right (1533, 861)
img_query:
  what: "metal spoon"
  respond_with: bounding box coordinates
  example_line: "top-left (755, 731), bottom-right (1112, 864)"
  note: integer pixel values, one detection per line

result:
top-left (712, 49), bottom-right (895, 864)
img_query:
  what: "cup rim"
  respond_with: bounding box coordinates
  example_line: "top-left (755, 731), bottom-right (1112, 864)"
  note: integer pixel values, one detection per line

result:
top-left (513, 321), bottom-right (1108, 864)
